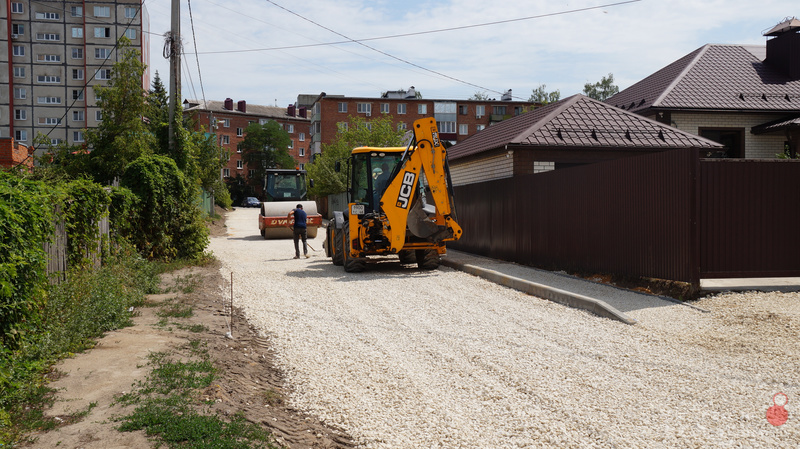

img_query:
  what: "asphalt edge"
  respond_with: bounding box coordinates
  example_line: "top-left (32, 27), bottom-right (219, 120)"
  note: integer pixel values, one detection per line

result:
top-left (441, 259), bottom-right (638, 325)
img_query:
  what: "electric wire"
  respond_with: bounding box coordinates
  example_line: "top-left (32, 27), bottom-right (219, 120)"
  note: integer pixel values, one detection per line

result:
top-left (187, 0), bottom-right (207, 106)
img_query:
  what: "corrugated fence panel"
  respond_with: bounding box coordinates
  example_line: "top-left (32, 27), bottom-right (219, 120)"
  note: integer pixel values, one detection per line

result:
top-left (452, 149), bottom-right (697, 284)
top-left (699, 159), bottom-right (800, 278)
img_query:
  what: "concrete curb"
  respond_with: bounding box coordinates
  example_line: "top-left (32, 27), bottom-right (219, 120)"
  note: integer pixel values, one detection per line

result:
top-left (441, 259), bottom-right (637, 325)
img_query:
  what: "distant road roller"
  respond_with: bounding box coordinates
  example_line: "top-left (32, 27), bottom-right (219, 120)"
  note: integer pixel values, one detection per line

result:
top-left (258, 169), bottom-right (322, 239)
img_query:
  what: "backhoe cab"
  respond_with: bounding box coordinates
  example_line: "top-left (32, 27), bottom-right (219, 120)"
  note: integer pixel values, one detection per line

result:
top-left (325, 117), bottom-right (462, 272)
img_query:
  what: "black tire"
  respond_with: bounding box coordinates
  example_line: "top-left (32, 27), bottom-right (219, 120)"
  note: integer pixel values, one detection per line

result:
top-left (398, 250), bottom-right (416, 264)
top-left (416, 249), bottom-right (440, 270)
top-left (342, 222), bottom-right (366, 273)
top-left (260, 228), bottom-right (266, 238)
top-left (332, 227), bottom-right (344, 266)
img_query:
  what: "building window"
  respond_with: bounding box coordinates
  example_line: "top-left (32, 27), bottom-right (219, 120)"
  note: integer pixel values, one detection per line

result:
top-left (11, 23), bottom-right (24, 36)
top-left (13, 67), bottom-right (25, 78)
top-left (14, 88), bottom-right (27, 99)
top-left (35, 32), bottom-right (60, 41)
top-left (259, 118), bottom-right (268, 125)
top-left (70, 6), bottom-right (83, 17)
top-left (15, 130), bottom-right (27, 141)
top-left (222, 119), bottom-right (230, 128)
top-left (37, 75), bottom-right (61, 83)
top-left (288, 140), bottom-right (293, 149)
top-left (37, 54), bottom-right (61, 62)
top-left (95, 48), bottom-right (111, 59)
top-left (72, 27), bottom-right (83, 38)
top-left (459, 124), bottom-right (468, 135)
top-left (73, 131), bottom-right (84, 143)
top-left (299, 147), bottom-right (305, 157)
top-left (438, 121), bottom-right (456, 133)
top-left (73, 89), bottom-right (85, 100)
top-left (125, 7), bottom-right (137, 18)
top-left (72, 48), bottom-right (83, 59)
top-left (236, 127), bottom-right (243, 137)
top-left (96, 69), bottom-right (111, 80)
top-left (14, 109), bottom-right (27, 120)
top-left (397, 122), bottom-right (407, 131)
top-left (514, 106), bottom-right (524, 116)
top-left (125, 29), bottom-right (136, 39)
top-left (94, 27), bottom-right (111, 38)
top-left (397, 103), bottom-right (407, 114)
top-left (357, 103), bottom-right (371, 114)
top-left (11, 2), bottom-right (23, 13)
top-left (12, 45), bottom-right (25, 57)
top-left (35, 12), bottom-right (60, 20)
top-left (338, 102), bottom-right (347, 113)
top-left (222, 135), bottom-right (230, 144)
top-left (476, 124), bottom-right (485, 131)
top-left (459, 105), bottom-right (468, 115)
top-left (94, 6), bottom-right (110, 17)
top-left (50, 139), bottom-right (62, 145)
top-left (287, 124), bottom-right (294, 133)
top-left (476, 105), bottom-right (485, 118)
top-left (493, 106), bottom-right (507, 115)
top-left (299, 132), bottom-right (305, 142)
top-left (73, 110), bottom-right (85, 121)
top-left (37, 96), bottom-right (61, 104)
top-left (39, 117), bottom-right (61, 125)
top-left (236, 160), bottom-right (243, 169)
top-left (418, 104), bottom-right (427, 114)
top-left (73, 69), bottom-right (84, 80)
top-left (380, 103), bottom-right (389, 114)
top-left (223, 168), bottom-right (230, 177)
top-left (95, 110), bottom-right (102, 121)
top-left (337, 122), bottom-right (348, 132)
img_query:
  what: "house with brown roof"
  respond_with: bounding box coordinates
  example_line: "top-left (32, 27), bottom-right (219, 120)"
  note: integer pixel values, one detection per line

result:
top-left (0, 137), bottom-right (34, 170)
top-left (606, 17), bottom-right (800, 159)
top-left (447, 94), bottom-right (721, 186)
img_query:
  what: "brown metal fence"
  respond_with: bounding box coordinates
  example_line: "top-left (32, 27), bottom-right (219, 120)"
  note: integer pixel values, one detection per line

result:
top-left (451, 149), bottom-right (800, 287)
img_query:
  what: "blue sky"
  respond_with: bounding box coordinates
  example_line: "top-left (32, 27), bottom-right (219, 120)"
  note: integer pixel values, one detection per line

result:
top-left (143, 0), bottom-right (798, 108)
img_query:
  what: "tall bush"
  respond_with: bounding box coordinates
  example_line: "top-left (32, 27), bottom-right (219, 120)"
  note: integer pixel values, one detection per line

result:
top-left (120, 155), bottom-right (209, 260)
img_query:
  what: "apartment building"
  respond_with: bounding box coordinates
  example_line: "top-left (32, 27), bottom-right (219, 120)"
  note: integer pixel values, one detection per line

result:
top-left (183, 98), bottom-right (312, 182)
top-left (1, 1), bottom-right (149, 152)
top-left (306, 87), bottom-right (539, 156)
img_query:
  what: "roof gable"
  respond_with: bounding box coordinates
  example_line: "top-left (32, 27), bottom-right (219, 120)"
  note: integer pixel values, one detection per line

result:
top-left (448, 94), bottom-right (721, 160)
top-left (607, 44), bottom-right (800, 113)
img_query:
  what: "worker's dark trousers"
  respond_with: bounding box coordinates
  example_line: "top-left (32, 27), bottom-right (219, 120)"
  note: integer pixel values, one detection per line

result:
top-left (293, 227), bottom-right (308, 257)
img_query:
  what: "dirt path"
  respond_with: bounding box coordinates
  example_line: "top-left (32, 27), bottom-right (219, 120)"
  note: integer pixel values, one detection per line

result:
top-left (25, 211), bottom-right (354, 449)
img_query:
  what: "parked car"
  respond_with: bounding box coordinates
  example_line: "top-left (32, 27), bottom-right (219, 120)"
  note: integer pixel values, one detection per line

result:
top-left (241, 197), bottom-right (261, 208)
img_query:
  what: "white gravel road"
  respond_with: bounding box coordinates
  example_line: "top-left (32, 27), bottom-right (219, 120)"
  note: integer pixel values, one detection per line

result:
top-left (210, 207), bottom-right (799, 448)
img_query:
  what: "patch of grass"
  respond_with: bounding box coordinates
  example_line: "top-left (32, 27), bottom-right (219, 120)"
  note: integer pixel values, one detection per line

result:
top-left (178, 323), bottom-right (208, 333)
top-left (262, 389), bottom-right (283, 406)
top-left (157, 303), bottom-right (194, 319)
top-left (117, 351), bottom-right (277, 449)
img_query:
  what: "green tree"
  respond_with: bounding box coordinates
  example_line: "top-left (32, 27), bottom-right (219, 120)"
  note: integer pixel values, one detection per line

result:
top-left (469, 91), bottom-right (491, 101)
top-left (85, 38), bottom-right (156, 183)
top-left (146, 71), bottom-right (170, 153)
top-left (529, 84), bottom-right (561, 105)
top-left (306, 115), bottom-right (406, 197)
top-left (583, 73), bottom-right (619, 101)
top-left (239, 121), bottom-right (295, 188)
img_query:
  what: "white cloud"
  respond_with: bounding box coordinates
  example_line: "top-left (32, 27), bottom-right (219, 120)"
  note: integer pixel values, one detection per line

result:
top-left (146, 0), bottom-right (798, 106)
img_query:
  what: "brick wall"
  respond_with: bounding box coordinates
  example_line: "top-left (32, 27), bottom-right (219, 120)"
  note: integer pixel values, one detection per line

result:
top-left (668, 112), bottom-right (789, 158)
top-left (0, 137), bottom-right (34, 169)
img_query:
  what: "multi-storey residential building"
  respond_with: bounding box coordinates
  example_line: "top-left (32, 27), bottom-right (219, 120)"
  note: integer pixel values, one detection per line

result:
top-left (183, 98), bottom-right (312, 184)
top-left (306, 87), bottom-right (538, 157)
top-left (1, 1), bottom-right (149, 152)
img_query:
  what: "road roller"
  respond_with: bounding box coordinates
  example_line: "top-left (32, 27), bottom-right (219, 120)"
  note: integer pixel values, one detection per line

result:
top-left (258, 169), bottom-right (322, 239)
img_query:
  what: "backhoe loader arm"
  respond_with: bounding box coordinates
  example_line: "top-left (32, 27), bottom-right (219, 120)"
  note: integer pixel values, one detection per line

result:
top-left (380, 117), bottom-right (462, 252)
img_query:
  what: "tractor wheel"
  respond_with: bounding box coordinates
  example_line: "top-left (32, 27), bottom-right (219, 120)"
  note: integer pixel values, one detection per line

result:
top-left (342, 222), bottom-right (365, 273)
top-left (331, 227), bottom-right (344, 266)
top-left (416, 249), bottom-right (440, 270)
top-left (398, 250), bottom-right (416, 264)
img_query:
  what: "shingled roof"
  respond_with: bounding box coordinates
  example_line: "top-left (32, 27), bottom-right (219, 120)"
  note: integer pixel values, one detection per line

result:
top-left (447, 94), bottom-right (721, 161)
top-left (606, 44), bottom-right (800, 113)
top-left (183, 100), bottom-right (307, 120)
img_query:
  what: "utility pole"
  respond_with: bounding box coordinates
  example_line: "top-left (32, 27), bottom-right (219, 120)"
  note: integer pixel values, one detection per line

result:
top-left (168, 0), bottom-right (181, 152)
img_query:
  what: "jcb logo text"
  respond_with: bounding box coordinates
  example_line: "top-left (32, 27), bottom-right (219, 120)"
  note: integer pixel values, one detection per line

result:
top-left (396, 172), bottom-right (416, 209)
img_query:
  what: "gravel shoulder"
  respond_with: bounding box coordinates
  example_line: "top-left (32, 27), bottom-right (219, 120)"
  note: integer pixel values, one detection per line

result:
top-left (211, 207), bottom-right (800, 448)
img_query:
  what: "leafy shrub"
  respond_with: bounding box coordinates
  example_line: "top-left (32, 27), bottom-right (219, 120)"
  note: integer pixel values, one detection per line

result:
top-left (120, 155), bottom-right (209, 261)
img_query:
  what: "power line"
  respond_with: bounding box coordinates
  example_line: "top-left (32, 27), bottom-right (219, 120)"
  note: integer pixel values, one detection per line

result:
top-left (186, 0), bottom-right (207, 105)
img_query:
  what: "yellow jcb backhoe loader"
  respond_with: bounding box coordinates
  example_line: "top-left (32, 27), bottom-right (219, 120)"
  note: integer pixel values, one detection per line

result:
top-left (324, 117), bottom-right (462, 272)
